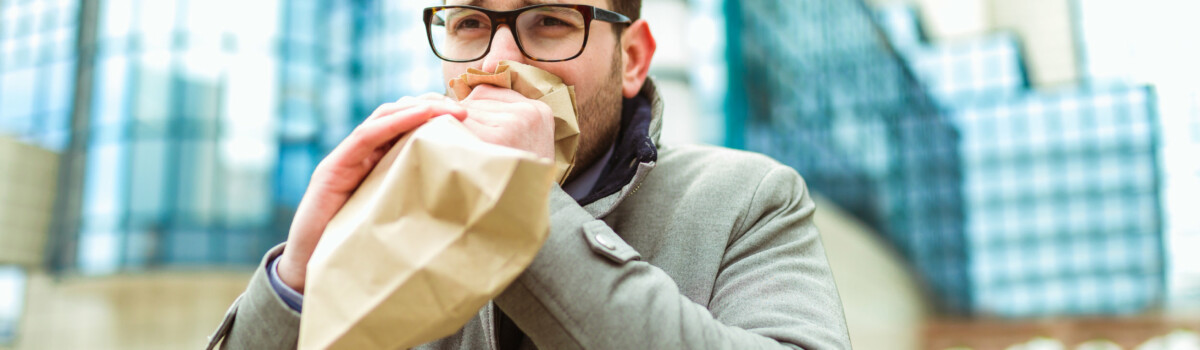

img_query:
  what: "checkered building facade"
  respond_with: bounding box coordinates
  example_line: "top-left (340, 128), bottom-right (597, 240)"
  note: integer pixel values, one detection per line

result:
top-left (727, 0), bottom-right (1168, 316)
top-left (875, 5), bottom-right (1029, 105)
top-left (956, 86), bottom-right (1162, 316)
top-left (729, 0), bottom-right (972, 314)
top-left (877, 5), bottom-right (1165, 316)
top-left (1074, 0), bottom-right (1200, 306)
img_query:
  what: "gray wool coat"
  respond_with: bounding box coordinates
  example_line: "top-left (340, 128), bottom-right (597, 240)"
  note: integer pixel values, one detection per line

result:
top-left (208, 79), bottom-right (852, 350)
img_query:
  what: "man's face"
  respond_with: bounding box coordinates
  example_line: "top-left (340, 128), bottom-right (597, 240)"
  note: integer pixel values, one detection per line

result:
top-left (441, 0), bottom-right (626, 175)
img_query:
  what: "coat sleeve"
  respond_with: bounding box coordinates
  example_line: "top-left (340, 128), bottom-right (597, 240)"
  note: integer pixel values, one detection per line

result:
top-left (494, 165), bottom-right (852, 349)
top-left (207, 244), bottom-right (302, 350)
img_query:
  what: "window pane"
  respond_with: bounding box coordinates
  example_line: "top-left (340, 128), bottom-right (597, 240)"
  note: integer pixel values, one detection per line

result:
top-left (100, 0), bottom-right (133, 38)
top-left (0, 266), bottom-right (24, 345)
top-left (127, 138), bottom-right (167, 224)
top-left (169, 230), bottom-right (209, 264)
top-left (132, 51), bottom-right (172, 122)
top-left (78, 229), bottom-right (120, 274)
top-left (136, 0), bottom-right (177, 50)
top-left (221, 143), bottom-right (272, 226)
top-left (91, 56), bottom-right (128, 128)
top-left (276, 143), bottom-right (317, 206)
top-left (177, 139), bottom-right (218, 225)
top-left (43, 60), bottom-right (73, 126)
top-left (82, 142), bottom-right (124, 225)
top-left (0, 67), bottom-right (35, 121)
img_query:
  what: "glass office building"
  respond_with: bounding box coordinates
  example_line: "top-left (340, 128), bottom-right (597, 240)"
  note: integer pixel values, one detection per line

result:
top-left (0, 0), bottom-right (440, 273)
top-left (726, 0), bottom-right (1169, 316)
top-left (0, 0), bottom-right (77, 151)
top-left (728, 0), bottom-right (972, 314)
top-left (878, 4), bottom-right (1165, 316)
top-left (955, 86), bottom-right (1162, 316)
top-left (74, 0), bottom-right (308, 271)
top-left (0, 0), bottom-right (76, 341)
top-left (1074, 0), bottom-right (1200, 307)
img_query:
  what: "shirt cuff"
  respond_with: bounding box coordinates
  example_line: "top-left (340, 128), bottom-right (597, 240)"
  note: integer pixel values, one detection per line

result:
top-left (267, 254), bottom-right (305, 312)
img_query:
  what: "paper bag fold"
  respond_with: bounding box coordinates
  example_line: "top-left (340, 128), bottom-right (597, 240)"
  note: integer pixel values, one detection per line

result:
top-left (298, 116), bottom-right (554, 350)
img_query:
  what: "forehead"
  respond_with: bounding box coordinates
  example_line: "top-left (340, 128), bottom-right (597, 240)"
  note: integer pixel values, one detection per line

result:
top-left (445, 0), bottom-right (609, 10)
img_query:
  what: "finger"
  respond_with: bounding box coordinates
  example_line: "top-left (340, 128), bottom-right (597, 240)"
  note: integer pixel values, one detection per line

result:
top-left (460, 107), bottom-right (508, 127)
top-left (358, 104), bottom-right (467, 148)
top-left (366, 102), bottom-right (409, 121)
top-left (405, 92), bottom-right (453, 102)
top-left (391, 93), bottom-right (448, 106)
top-left (463, 84), bottom-right (527, 103)
top-left (328, 104), bottom-right (467, 165)
top-left (366, 94), bottom-right (459, 121)
top-left (527, 100), bottom-right (553, 122)
top-left (460, 116), bottom-right (497, 131)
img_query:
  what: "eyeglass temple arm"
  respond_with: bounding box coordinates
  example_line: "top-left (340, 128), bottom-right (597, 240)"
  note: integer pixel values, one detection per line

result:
top-left (593, 8), bottom-right (632, 24)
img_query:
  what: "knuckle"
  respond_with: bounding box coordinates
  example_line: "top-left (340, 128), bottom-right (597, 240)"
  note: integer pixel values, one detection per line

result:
top-left (414, 104), bottom-right (435, 117)
top-left (346, 126), bottom-right (373, 146)
top-left (314, 157), bottom-right (338, 175)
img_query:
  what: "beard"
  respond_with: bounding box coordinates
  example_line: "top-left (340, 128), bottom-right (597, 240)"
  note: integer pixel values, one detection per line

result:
top-left (570, 49), bottom-right (625, 181)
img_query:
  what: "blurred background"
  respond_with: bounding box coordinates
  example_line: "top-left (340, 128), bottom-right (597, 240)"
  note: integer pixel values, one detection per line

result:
top-left (0, 0), bottom-right (1197, 349)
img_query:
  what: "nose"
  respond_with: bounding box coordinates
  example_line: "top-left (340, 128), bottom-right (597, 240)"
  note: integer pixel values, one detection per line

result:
top-left (479, 25), bottom-right (528, 73)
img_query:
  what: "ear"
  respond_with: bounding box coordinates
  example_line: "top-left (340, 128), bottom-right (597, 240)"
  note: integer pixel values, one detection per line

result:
top-left (620, 19), bottom-right (656, 99)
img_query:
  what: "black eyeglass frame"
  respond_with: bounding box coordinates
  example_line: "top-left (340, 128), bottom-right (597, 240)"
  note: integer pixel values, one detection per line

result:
top-left (423, 4), bottom-right (633, 63)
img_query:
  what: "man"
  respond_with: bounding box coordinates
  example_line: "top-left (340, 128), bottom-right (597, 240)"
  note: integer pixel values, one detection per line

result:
top-left (208, 0), bottom-right (851, 349)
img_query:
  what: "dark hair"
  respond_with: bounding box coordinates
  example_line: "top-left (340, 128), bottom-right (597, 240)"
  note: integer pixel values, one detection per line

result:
top-left (610, 0), bottom-right (641, 22)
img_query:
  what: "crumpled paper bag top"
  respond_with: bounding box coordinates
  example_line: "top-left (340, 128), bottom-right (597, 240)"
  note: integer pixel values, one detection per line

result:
top-left (448, 60), bottom-right (580, 183)
top-left (298, 115), bottom-right (554, 350)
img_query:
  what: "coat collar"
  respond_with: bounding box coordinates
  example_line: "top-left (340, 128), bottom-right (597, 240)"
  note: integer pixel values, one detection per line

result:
top-left (578, 78), bottom-right (664, 218)
top-left (644, 78), bottom-right (666, 148)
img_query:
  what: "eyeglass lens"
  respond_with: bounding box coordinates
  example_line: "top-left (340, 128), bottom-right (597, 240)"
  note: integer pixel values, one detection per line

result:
top-left (430, 7), bottom-right (588, 61)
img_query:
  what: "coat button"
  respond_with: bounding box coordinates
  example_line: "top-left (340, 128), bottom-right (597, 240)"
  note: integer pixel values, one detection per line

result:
top-left (595, 234), bottom-right (616, 250)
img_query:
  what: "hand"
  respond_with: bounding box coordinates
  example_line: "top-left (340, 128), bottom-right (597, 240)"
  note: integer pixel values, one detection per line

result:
top-left (277, 93), bottom-right (467, 293)
top-left (459, 84), bottom-right (556, 160)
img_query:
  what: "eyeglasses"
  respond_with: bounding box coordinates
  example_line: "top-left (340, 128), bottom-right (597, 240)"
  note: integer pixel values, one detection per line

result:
top-left (423, 4), bottom-right (632, 63)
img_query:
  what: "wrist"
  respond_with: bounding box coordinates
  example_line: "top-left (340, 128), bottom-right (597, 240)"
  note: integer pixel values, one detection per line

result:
top-left (276, 252), bottom-right (307, 294)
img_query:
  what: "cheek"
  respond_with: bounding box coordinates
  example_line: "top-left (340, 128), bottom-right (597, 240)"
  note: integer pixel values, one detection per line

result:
top-left (560, 47), bottom-right (618, 106)
top-left (442, 63), bottom-right (468, 85)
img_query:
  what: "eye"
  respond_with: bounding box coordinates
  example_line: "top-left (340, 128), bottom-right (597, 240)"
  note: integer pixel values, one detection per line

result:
top-left (457, 18), bottom-right (486, 30)
top-left (537, 16), bottom-right (570, 27)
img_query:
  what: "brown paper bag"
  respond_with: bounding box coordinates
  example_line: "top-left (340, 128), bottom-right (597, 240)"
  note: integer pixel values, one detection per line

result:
top-left (448, 60), bottom-right (581, 183)
top-left (298, 116), bottom-right (554, 350)
top-left (298, 62), bottom-right (581, 350)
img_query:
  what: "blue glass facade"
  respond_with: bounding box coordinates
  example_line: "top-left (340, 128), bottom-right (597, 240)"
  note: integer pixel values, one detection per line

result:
top-left (956, 86), bottom-right (1162, 316)
top-left (728, 0), bottom-right (972, 314)
top-left (0, 0), bottom-right (77, 151)
top-left (1074, 0), bottom-right (1200, 307)
top-left (0, 0), bottom-right (438, 273)
top-left (727, 0), bottom-right (1169, 316)
top-left (0, 1), bottom-right (77, 339)
top-left (883, 3), bottom-right (1166, 316)
top-left (77, 0), bottom-right (295, 271)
